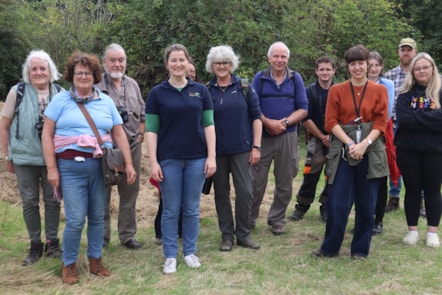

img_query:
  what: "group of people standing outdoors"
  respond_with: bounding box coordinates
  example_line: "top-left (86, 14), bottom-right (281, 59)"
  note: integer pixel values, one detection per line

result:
top-left (1, 37), bottom-right (441, 282)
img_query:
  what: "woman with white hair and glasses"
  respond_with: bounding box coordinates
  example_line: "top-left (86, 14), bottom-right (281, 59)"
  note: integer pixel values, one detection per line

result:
top-left (205, 45), bottom-right (262, 251)
top-left (394, 52), bottom-right (442, 247)
top-left (0, 50), bottom-right (64, 266)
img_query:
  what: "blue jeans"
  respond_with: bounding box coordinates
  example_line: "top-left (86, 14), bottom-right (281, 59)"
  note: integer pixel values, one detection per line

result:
top-left (159, 158), bottom-right (206, 258)
top-left (320, 157), bottom-right (379, 257)
top-left (58, 158), bottom-right (106, 265)
top-left (389, 177), bottom-right (402, 197)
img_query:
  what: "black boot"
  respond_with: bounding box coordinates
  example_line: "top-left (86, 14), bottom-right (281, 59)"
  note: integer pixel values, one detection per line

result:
top-left (288, 204), bottom-right (310, 221)
top-left (23, 241), bottom-right (43, 266)
top-left (45, 238), bottom-right (63, 258)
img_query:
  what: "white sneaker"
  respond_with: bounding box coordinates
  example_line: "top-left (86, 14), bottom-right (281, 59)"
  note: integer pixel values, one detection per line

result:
top-left (426, 234), bottom-right (440, 247)
top-left (403, 231), bottom-right (419, 245)
top-left (184, 254), bottom-right (201, 268)
top-left (163, 258), bottom-right (177, 274)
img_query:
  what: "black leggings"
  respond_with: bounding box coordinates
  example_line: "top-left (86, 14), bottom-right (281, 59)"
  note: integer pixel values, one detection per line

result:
top-left (155, 197), bottom-right (183, 239)
top-left (375, 176), bottom-right (388, 223)
top-left (396, 149), bottom-right (442, 227)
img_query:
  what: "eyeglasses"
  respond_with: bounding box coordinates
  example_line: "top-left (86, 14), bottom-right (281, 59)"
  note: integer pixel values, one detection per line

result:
top-left (413, 65), bottom-right (432, 72)
top-left (213, 61), bottom-right (231, 66)
top-left (74, 71), bottom-right (93, 77)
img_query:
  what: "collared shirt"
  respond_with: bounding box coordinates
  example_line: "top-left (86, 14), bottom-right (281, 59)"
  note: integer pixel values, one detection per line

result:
top-left (95, 74), bottom-right (145, 141)
top-left (384, 65), bottom-right (407, 120)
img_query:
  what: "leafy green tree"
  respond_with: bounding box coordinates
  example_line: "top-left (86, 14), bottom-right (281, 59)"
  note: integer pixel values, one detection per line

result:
top-left (394, 0), bottom-right (441, 66)
top-left (0, 0), bottom-right (32, 98)
top-left (25, 0), bottom-right (111, 66)
top-left (103, 0), bottom-right (415, 93)
top-left (0, 0), bottom-right (421, 100)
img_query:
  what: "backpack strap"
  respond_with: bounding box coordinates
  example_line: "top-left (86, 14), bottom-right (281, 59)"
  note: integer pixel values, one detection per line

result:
top-left (240, 78), bottom-right (250, 104)
top-left (13, 82), bottom-right (62, 139)
top-left (53, 83), bottom-right (62, 92)
top-left (259, 70), bottom-right (296, 99)
top-left (14, 82), bottom-right (26, 139)
top-left (207, 79), bottom-right (250, 105)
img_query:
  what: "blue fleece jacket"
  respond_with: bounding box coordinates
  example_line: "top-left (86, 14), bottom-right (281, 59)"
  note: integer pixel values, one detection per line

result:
top-left (252, 67), bottom-right (308, 137)
top-left (208, 75), bottom-right (261, 156)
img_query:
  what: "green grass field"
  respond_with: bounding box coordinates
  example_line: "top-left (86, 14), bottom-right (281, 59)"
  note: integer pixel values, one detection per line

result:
top-left (1, 199), bottom-right (442, 295)
top-left (1, 135), bottom-right (442, 294)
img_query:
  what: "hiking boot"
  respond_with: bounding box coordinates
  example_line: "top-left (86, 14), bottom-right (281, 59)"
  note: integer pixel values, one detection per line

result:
top-left (89, 257), bottom-right (110, 277)
top-left (45, 238), bottom-right (63, 258)
top-left (311, 249), bottom-right (338, 258)
top-left (23, 241), bottom-right (43, 266)
top-left (288, 204), bottom-right (310, 221)
top-left (154, 238), bottom-right (162, 245)
top-left (319, 204), bottom-right (327, 222)
top-left (219, 239), bottom-right (234, 251)
top-left (271, 224), bottom-right (285, 235)
top-left (62, 262), bottom-right (79, 284)
top-left (237, 239), bottom-right (260, 250)
top-left (372, 222), bottom-right (383, 235)
top-left (385, 197), bottom-right (399, 213)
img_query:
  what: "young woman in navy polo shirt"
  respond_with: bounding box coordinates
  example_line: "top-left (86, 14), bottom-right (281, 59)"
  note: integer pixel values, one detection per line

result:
top-left (146, 44), bottom-right (216, 274)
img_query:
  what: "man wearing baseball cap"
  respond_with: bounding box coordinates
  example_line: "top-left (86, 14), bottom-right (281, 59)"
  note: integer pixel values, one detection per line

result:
top-left (384, 38), bottom-right (417, 213)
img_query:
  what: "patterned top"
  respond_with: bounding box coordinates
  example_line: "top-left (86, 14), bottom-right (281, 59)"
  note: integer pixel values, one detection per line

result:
top-left (384, 65), bottom-right (407, 120)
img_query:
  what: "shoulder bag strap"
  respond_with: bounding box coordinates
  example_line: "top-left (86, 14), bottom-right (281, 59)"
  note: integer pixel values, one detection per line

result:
top-left (76, 102), bottom-right (105, 147)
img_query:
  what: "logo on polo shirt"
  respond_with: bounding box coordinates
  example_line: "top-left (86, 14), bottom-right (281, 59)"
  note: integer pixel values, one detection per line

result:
top-left (189, 92), bottom-right (201, 97)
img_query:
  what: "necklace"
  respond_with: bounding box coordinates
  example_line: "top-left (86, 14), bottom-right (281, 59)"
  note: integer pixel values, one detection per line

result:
top-left (353, 85), bottom-right (364, 96)
top-left (350, 78), bottom-right (367, 96)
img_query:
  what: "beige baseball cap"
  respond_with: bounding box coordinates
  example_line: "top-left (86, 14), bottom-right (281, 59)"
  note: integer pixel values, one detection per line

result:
top-left (399, 38), bottom-right (417, 49)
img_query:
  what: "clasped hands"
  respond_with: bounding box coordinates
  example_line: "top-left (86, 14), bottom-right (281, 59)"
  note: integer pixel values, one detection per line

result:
top-left (264, 118), bottom-right (288, 136)
top-left (348, 142), bottom-right (367, 160)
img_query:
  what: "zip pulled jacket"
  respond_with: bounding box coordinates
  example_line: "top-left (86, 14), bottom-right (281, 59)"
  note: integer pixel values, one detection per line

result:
top-left (208, 75), bottom-right (261, 156)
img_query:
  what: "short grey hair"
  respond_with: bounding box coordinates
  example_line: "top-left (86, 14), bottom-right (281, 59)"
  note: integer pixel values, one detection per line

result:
top-left (267, 41), bottom-right (290, 59)
top-left (103, 43), bottom-right (126, 60)
top-left (22, 50), bottom-right (61, 83)
top-left (205, 45), bottom-right (239, 74)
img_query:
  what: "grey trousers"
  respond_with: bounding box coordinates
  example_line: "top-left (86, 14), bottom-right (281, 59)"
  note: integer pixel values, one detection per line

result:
top-left (250, 132), bottom-right (299, 227)
top-left (213, 152), bottom-right (253, 242)
top-left (14, 164), bottom-right (61, 243)
top-left (104, 142), bottom-right (141, 244)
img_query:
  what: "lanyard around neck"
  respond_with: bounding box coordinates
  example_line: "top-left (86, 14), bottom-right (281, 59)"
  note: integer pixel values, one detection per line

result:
top-left (350, 81), bottom-right (368, 119)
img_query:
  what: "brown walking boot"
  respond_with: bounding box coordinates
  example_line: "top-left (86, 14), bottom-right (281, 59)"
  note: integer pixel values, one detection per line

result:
top-left (385, 196), bottom-right (399, 213)
top-left (61, 262), bottom-right (79, 284)
top-left (89, 257), bottom-right (110, 277)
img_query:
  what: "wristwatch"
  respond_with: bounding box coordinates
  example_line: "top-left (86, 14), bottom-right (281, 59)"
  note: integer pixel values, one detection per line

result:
top-left (252, 145), bottom-right (262, 151)
top-left (367, 138), bottom-right (373, 145)
top-left (285, 119), bottom-right (289, 127)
